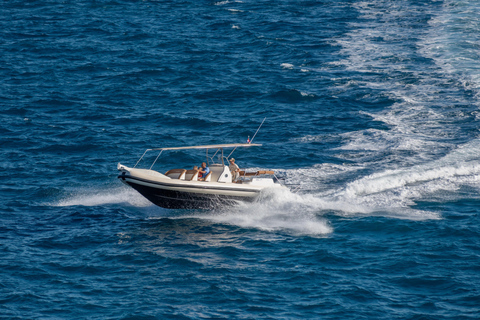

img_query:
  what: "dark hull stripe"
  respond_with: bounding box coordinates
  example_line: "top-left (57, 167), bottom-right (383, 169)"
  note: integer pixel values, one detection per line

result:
top-left (125, 180), bottom-right (256, 209)
top-left (118, 173), bottom-right (259, 209)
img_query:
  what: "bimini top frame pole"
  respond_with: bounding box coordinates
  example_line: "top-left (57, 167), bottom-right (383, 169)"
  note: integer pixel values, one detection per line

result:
top-left (134, 149), bottom-right (152, 168)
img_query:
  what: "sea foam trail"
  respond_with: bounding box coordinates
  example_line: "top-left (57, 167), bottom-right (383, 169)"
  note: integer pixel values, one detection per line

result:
top-left (52, 136), bottom-right (480, 226)
top-left (342, 139), bottom-right (480, 196)
top-left (284, 140), bottom-right (480, 221)
top-left (53, 185), bottom-right (151, 207)
top-left (194, 188), bottom-right (333, 236)
top-left (214, 139), bottom-right (480, 224)
top-left (331, 0), bottom-right (479, 158)
top-left (298, 0), bottom-right (480, 220)
top-left (421, 0), bottom-right (480, 98)
top-left (53, 182), bottom-right (333, 235)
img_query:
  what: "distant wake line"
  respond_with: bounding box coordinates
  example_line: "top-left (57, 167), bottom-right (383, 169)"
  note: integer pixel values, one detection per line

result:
top-left (331, 0), bottom-right (480, 161)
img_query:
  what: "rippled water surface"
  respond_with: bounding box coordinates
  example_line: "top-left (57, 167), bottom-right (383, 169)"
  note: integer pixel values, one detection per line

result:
top-left (1, 0), bottom-right (480, 319)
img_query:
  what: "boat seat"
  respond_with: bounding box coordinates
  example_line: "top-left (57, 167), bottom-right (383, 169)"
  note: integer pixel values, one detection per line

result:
top-left (201, 172), bottom-right (212, 182)
top-left (208, 164), bottom-right (225, 182)
top-left (239, 170), bottom-right (274, 177)
top-left (184, 169), bottom-right (199, 181)
top-left (165, 169), bottom-right (186, 180)
top-left (257, 170), bottom-right (275, 175)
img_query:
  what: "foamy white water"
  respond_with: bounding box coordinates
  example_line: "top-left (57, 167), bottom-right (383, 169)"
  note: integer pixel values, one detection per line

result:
top-left (281, 138), bottom-right (480, 221)
top-left (195, 188), bottom-right (333, 236)
top-left (421, 0), bottom-right (480, 97)
top-left (53, 185), bottom-right (152, 207)
top-left (332, 0), bottom-right (479, 153)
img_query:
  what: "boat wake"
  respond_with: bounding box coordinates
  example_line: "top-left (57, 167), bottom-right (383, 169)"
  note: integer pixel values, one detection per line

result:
top-left (284, 139), bottom-right (480, 222)
top-left (199, 136), bottom-right (480, 231)
top-left (51, 138), bottom-right (480, 234)
top-left (52, 185), bottom-right (152, 208)
top-left (193, 188), bottom-right (333, 236)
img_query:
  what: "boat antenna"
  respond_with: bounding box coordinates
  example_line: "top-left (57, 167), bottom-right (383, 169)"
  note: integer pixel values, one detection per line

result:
top-left (227, 117), bottom-right (266, 159)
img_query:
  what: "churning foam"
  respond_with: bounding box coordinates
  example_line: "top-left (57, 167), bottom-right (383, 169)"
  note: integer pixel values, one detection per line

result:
top-left (182, 138), bottom-right (480, 230)
top-left (420, 0), bottom-right (480, 97)
top-left (312, 0), bottom-right (480, 219)
top-left (332, 0), bottom-right (480, 138)
top-left (194, 188), bottom-right (333, 236)
top-left (287, 139), bottom-right (480, 221)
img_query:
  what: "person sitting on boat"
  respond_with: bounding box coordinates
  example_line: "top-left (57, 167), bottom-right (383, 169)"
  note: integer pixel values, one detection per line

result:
top-left (195, 165), bottom-right (203, 179)
top-left (229, 158), bottom-right (240, 182)
top-left (193, 165), bottom-right (200, 179)
top-left (198, 162), bottom-right (210, 181)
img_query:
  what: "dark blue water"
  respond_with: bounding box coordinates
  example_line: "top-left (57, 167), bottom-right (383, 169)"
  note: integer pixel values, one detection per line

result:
top-left (2, 0), bottom-right (480, 318)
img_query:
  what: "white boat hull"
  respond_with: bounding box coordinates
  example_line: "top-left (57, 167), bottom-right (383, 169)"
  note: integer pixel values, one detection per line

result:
top-left (118, 164), bottom-right (281, 209)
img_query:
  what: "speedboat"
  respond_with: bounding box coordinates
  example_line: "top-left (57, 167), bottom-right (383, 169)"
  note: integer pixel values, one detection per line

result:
top-left (117, 143), bottom-right (285, 209)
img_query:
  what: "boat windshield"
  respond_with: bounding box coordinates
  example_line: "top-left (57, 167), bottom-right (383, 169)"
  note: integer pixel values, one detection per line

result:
top-left (206, 147), bottom-right (224, 166)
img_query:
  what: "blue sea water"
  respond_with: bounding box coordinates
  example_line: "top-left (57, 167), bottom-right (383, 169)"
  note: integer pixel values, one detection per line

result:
top-left (1, 0), bottom-right (480, 318)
